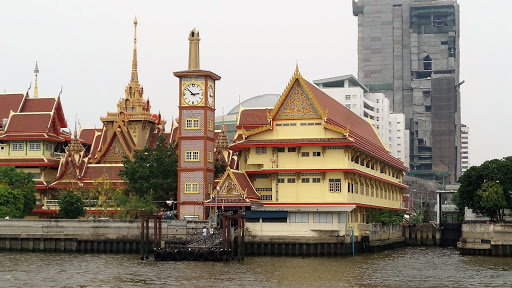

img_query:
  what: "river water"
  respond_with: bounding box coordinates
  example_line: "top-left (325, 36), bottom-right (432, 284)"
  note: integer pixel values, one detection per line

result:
top-left (1, 247), bottom-right (512, 288)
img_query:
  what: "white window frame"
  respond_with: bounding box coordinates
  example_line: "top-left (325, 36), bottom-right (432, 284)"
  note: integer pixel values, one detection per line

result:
top-left (329, 179), bottom-right (341, 192)
top-left (208, 119), bottom-right (213, 131)
top-left (255, 147), bottom-right (267, 155)
top-left (313, 212), bottom-right (333, 223)
top-left (312, 152), bottom-right (321, 157)
top-left (289, 212), bottom-right (309, 223)
top-left (208, 151), bottom-right (213, 162)
top-left (29, 141), bottom-right (41, 151)
top-left (11, 141), bottom-right (24, 151)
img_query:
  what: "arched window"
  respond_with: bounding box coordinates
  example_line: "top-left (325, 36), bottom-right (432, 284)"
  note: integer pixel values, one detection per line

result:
top-left (423, 55), bottom-right (432, 71)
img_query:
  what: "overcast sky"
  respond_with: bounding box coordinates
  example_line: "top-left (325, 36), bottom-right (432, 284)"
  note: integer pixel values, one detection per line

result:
top-left (1, 0), bottom-right (510, 167)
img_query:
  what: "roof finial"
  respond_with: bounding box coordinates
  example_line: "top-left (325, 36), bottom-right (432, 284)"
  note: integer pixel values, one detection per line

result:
top-left (131, 17), bottom-right (139, 84)
top-left (74, 113), bottom-right (78, 139)
top-left (34, 62), bottom-right (39, 98)
top-left (188, 28), bottom-right (201, 70)
top-left (295, 60), bottom-right (299, 76)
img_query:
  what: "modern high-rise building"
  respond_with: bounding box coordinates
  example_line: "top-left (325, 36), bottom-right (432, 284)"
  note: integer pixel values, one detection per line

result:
top-left (314, 75), bottom-right (409, 168)
top-left (353, 0), bottom-right (461, 183)
top-left (460, 124), bottom-right (469, 173)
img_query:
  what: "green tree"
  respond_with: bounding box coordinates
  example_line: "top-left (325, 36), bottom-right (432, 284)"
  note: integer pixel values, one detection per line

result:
top-left (214, 161), bottom-right (226, 179)
top-left (59, 190), bottom-right (85, 219)
top-left (91, 174), bottom-right (123, 217)
top-left (478, 181), bottom-right (507, 222)
top-left (0, 166), bottom-right (36, 216)
top-left (455, 157), bottom-right (512, 222)
top-left (0, 186), bottom-right (24, 218)
top-left (117, 195), bottom-right (157, 219)
top-left (369, 209), bottom-right (405, 225)
top-left (119, 135), bottom-right (178, 201)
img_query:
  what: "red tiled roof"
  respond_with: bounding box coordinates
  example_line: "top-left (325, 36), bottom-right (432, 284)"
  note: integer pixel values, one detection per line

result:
top-left (4, 113), bottom-right (52, 133)
top-left (238, 109), bottom-right (269, 126)
top-left (232, 138), bottom-right (352, 147)
top-left (0, 158), bottom-right (60, 167)
top-left (231, 170), bottom-right (259, 200)
top-left (79, 128), bottom-right (101, 145)
top-left (19, 98), bottom-right (56, 113)
top-left (0, 93), bottom-right (24, 120)
top-left (304, 80), bottom-right (386, 151)
top-left (81, 165), bottom-right (124, 181)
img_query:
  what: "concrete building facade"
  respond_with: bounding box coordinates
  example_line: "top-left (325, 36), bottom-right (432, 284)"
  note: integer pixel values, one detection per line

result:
top-left (460, 124), bottom-right (469, 173)
top-left (353, 0), bottom-right (461, 183)
top-left (314, 75), bottom-right (410, 168)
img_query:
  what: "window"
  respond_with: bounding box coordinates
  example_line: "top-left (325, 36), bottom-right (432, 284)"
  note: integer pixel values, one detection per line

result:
top-left (277, 178), bottom-right (285, 184)
top-left (11, 141), bottom-right (24, 151)
top-left (255, 147), bottom-right (267, 154)
top-left (312, 178), bottom-right (321, 183)
top-left (313, 152), bottom-right (321, 157)
top-left (301, 152), bottom-right (309, 157)
top-left (261, 195), bottom-right (272, 201)
top-left (287, 178), bottom-right (296, 183)
top-left (208, 120), bottom-right (213, 131)
top-left (45, 142), bottom-right (53, 152)
top-left (339, 213), bottom-right (347, 223)
top-left (329, 179), bottom-right (341, 192)
top-left (301, 178), bottom-right (310, 183)
top-left (185, 182), bottom-right (199, 193)
top-left (29, 141), bottom-right (41, 151)
top-left (185, 151), bottom-right (200, 161)
top-left (376, 109), bottom-right (380, 113)
top-left (346, 104), bottom-right (351, 109)
top-left (288, 147), bottom-right (296, 152)
top-left (289, 212), bottom-right (309, 223)
top-left (345, 95), bottom-right (351, 100)
top-left (208, 151), bottom-right (213, 162)
top-left (277, 147), bottom-right (285, 153)
top-left (256, 188), bottom-right (272, 192)
top-left (313, 212), bottom-right (333, 223)
top-left (185, 118), bottom-right (200, 129)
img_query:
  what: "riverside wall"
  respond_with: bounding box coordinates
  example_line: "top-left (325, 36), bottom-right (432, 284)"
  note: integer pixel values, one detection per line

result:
top-left (0, 219), bottom-right (208, 253)
top-left (458, 223), bottom-right (512, 256)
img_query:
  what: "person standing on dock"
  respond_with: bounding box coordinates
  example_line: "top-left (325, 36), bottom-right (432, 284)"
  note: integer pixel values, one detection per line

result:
top-left (202, 226), bottom-right (207, 246)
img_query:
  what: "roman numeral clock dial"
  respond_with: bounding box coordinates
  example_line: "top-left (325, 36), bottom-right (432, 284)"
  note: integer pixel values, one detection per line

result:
top-left (183, 83), bottom-right (204, 105)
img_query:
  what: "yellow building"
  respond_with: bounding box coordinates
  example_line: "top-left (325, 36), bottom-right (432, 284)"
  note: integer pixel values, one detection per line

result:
top-left (230, 66), bottom-right (408, 240)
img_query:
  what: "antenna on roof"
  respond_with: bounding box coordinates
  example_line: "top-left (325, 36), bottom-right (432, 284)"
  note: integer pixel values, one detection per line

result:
top-left (26, 81), bottom-right (32, 96)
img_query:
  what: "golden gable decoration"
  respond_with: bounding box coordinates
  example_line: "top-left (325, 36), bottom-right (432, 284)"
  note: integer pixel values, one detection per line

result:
top-left (276, 82), bottom-right (320, 119)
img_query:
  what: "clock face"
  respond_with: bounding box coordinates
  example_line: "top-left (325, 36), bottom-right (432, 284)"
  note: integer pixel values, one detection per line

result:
top-left (208, 85), bottom-right (214, 107)
top-left (183, 83), bottom-right (204, 105)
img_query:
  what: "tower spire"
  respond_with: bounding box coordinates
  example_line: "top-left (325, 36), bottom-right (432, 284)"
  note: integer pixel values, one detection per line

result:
top-left (188, 28), bottom-right (200, 70)
top-left (34, 62), bottom-right (39, 98)
top-left (131, 17), bottom-right (139, 84)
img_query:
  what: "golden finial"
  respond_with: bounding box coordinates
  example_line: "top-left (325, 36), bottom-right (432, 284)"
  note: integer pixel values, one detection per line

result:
top-left (131, 17), bottom-right (138, 84)
top-left (34, 62), bottom-right (39, 98)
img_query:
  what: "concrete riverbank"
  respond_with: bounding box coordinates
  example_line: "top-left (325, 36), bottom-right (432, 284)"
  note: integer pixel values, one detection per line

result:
top-left (458, 222), bottom-right (512, 256)
top-left (0, 219), bottom-right (208, 253)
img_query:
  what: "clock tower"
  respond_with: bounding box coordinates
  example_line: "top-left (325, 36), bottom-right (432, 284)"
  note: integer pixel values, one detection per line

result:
top-left (174, 29), bottom-right (220, 220)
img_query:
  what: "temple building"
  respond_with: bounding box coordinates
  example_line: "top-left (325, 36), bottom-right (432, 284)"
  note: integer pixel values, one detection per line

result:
top-left (0, 86), bottom-right (69, 207)
top-left (51, 18), bottom-right (169, 194)
top-left (220, 66), bottom-right (408, 239)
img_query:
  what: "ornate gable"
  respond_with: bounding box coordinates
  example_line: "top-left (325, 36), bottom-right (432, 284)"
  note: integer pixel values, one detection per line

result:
top-left (215, 169), bottom-right (247, 198)
top-left (276, 82), bottom-right (320, 119)
top-left (92, 120), bottom-right (136, 164)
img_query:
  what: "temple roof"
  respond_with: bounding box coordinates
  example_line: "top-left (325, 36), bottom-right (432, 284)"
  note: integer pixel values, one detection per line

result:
top-left (0, 93), bottom-right (25, 120)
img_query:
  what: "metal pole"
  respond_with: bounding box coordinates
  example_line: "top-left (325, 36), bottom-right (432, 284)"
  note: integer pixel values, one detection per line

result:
top-left (140, 216), bottom-right (145, 261)
top-left (351, 226), bottom-right (355, 257)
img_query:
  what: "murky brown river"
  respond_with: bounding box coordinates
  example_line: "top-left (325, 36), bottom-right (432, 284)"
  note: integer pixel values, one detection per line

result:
top-left (1, 247), bottom-right (512, 287)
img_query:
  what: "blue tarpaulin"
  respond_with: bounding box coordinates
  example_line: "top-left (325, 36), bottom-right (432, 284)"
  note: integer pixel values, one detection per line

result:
top-left (245, 211), bottom-right (288, 219)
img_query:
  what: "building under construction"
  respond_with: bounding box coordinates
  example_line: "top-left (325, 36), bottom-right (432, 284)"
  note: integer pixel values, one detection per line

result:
top-left (352, 0), bottom-right (461, 183)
